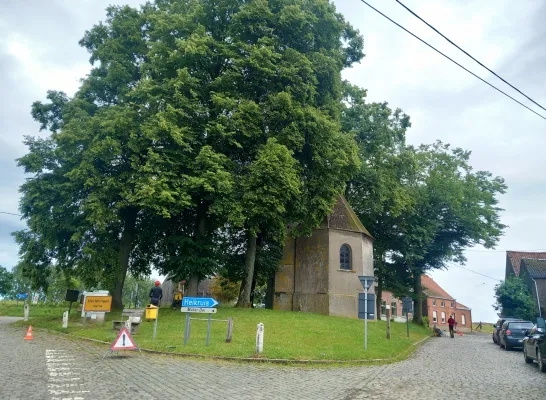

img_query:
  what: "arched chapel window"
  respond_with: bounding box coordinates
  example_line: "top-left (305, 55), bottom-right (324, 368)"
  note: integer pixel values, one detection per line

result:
top-left (340, 244), bottom-right (352, 270)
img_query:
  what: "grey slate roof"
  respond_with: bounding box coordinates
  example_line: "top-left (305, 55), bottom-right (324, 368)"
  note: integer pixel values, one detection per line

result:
top-left (520, 258), bottom-right (546, 279)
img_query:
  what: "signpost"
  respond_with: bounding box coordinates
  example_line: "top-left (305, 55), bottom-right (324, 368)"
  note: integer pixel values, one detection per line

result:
top-left (24, 303), bottom-right (29, 322)
top-left (181, 307), bottom-right (217, 314)
top-left (181, 297), bottom-right (218, 308)
top-left (358, 276), bottom-right (375, 350)
top-left (32, 293), bottom-right (39, 305)
top-left (402, 296), bottom-right (413, 338)
top-left (182, 297), bottom-right (219, 346)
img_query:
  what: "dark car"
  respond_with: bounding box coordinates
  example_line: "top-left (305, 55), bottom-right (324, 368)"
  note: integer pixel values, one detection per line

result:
top-left (493, 317), bottom-right (523, 345)
top-left (523, 318), bottom-right (546, 373)
top-left (499, 320), bottom-right (534, 350)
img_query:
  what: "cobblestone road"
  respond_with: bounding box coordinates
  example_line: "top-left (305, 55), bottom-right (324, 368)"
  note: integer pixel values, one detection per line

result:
top-left (1, 317), bottom-right (545, 399)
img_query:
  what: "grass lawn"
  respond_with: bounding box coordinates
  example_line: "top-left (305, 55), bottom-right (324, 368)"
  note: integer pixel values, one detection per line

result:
top-left (1, 301), bottom-right (430, 362)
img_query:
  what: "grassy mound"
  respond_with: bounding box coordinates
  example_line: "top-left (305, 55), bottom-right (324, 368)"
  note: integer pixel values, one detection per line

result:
top-left (1, 301), bottom-right (429, 361)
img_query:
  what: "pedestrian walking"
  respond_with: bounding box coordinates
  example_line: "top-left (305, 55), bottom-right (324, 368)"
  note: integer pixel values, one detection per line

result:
top-left (149, 280), bottom-right (163, 306)
top-left (448, 314), bottom-right (456, 338)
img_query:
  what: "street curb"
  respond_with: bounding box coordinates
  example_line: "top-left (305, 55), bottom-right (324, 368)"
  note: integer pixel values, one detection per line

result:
top-left (27, 325), bottom-right (432, 366)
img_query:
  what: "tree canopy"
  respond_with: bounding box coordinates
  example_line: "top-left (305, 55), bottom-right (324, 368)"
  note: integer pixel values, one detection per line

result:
top-left (494, 276), bottom-right (537, 321)
top-left (343, 83), bottom-right (507, 323)
top-left (15, 0), bottom-right (363, 309)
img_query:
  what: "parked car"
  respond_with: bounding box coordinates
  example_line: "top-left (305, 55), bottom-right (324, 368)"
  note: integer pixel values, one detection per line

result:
top-left (523, 318), bottom-right (546, 373)
top-left (493, 317), bottom-right (522, 345)
top-left (499, 320), bottom-right (534, 350)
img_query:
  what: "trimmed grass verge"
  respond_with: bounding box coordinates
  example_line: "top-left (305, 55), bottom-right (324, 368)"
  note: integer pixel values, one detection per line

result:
top-left (1, 301), bottom-right (430, 362)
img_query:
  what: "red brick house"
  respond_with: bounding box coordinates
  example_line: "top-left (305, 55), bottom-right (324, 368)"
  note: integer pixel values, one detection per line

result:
top-left (381, 275), bottom-right (473, 332)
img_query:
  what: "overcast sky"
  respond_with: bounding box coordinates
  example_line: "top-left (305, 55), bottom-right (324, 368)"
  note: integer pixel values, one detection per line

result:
top-left (1, 0), bottom-right (545, 323)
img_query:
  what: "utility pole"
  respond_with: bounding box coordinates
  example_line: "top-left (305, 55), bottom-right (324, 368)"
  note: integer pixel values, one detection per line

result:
top-left (386, 305), bottom-right (391, 339)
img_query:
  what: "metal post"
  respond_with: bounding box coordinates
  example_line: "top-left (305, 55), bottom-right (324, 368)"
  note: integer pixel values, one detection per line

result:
top-left (406, 308), bottom-right (410, 337)
top-left (206, 313), bottom-right (212, 346)
top-left (364, 278), bottom-right (368, 350)
top-left (153, 314), bottom-right (158, 340)
top-left (184, 312), bottom-right (190, 345)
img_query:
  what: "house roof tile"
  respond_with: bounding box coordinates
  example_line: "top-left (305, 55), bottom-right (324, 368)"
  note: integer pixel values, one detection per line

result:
top-left (421, 275), bottom-right (455, 300)
top-left (507, 251), bottom-right (546, 276)
top-left (520, 258), bottom-right (546, 279)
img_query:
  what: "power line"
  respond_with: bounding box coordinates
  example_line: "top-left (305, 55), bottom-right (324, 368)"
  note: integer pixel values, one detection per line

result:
top-left (358, 0), bottom-right (546, 121)
top-left (395, 0), bottom-right (546, 114)
top-left (449, 264), bottom-right (502, 282)
top-left (0, 211), bottom-right (22, 217)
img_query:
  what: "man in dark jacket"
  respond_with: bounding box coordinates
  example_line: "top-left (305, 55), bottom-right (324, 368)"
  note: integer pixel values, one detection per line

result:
top-left (149, 281), bottom-right (163, 306)
top-left (448, 315), bottom-right (456, 338)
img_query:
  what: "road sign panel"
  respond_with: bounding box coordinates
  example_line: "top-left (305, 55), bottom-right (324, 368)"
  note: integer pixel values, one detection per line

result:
top-left (358, 293), bottom-right (376, 320)
top-left (358, 276), bottom-right (375, 290)
top-left (84, 295), bottom-right (112, 312)
top-left (181, 307), bottom-right (217, 314)
top-left (110, 327), bottom-right (137, 351)
top-left (181, 297), bottom-right (219, 308)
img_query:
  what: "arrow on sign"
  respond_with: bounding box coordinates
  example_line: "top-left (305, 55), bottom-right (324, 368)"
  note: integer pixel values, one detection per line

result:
top-left (181, 297), bottom-right (219, 308)
top-left (110, 327), bottom-right (137, 351)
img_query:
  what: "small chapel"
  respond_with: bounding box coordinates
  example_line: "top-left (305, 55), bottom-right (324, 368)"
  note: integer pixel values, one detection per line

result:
top-left (272, 196), bottom-right (374, 318)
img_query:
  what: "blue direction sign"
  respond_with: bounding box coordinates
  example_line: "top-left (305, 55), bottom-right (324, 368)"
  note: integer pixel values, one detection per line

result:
top-left (16, 293), bottom-right (28, 300)
top-left (181, 297), bottom-right (218, 308)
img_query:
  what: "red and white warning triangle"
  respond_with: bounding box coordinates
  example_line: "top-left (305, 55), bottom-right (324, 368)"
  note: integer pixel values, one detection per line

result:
top-left (110, 327), bottom-right (137, 351)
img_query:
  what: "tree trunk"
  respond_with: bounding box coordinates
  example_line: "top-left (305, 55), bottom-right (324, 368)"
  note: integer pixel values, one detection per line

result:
top-left (235, 231), bottom-right (257, 308)
top-left (412, 272), bottom-right (423, 325)
top-left (265, 274), bottom-right (275, 309)
top-left (112, 208), bottom-right (138, 310)
top-left (187, 209), bottom-right (207, 297)
top-left (250, 276), bottom-right (257, 308)
top-left (376, 273), bottom-right (383, 319)
top-left (186, 275), bottom-right (199, 297)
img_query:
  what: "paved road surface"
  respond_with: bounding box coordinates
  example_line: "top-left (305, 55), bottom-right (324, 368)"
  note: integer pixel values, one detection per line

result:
top-left (1, 317), bottom-right (545, 399)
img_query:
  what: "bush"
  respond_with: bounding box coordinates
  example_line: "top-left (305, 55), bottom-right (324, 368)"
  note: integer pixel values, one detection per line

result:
top-left (422, 316), bottom-right (430, 328)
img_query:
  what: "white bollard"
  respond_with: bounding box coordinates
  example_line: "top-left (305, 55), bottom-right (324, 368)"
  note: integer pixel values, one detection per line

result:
top-left (62, 311), bottom-right (69, 329)
top-left (24, 304), bottom-right (29, 322)
top-left (256, 323), bottom-right (264, 354)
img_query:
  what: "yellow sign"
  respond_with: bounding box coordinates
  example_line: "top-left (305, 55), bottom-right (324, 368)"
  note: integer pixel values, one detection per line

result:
top-left (84, 296), bottom-right (112, 312)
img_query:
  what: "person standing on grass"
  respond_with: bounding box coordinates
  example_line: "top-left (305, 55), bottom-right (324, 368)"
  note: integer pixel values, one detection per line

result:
top-left (448, 314), bottom-right (456, 338)
top-left (149, 280), bottom-right (163, 306)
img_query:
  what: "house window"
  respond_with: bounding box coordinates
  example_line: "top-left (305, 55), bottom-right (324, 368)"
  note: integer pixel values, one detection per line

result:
top-left (441, 312), bottom-right (446, 324)
top-left (432, 311), bottom-right (437, 323)
top-left (432, 300), bottom-right (436, 306)
top-left (441, 301), bottom-right (445, 308)
top-left (391, 302), bottom-right (397, 317)
top-left (450, 301), bottom-right (455, 308)
top-left (339, 244), bottom-right (352, 270)
top-left (462, 315), bottom-right (466, 326)
top-left (381, 300), bottom-right (387, 316)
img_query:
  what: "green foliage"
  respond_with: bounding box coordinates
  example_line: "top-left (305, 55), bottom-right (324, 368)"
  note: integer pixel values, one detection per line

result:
top-left (494, 276), bottom-right (537, 321)
top-left (122, 274), bottom-right (155, 308)
top-left (0, 266), bottom-right (14, 297)
top-left (15, 0), bottom-right (364, 309)
top-left (209, 276), bottom-right (241, 304)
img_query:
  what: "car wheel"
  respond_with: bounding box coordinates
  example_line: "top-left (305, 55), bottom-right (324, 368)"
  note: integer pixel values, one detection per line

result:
top-left (538, 349), bottom-right (546, 373)
top-left (524, 347), bottom-right (533, 364)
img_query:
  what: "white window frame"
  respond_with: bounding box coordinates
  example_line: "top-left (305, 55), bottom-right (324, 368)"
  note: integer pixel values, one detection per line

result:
top-left (441, 312), bottom-right (446, 324)
top-left (462, 315), bottom-right (466, 326)
top-left (432, 311), bottom-right (437, 323)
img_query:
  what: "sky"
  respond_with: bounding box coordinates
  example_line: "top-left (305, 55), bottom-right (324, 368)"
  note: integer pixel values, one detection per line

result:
top-left (1, 0), bottom-right (545, 323)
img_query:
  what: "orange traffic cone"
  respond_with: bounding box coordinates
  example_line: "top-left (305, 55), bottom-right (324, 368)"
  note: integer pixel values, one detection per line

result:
top-left (24, 326), bottom-right (34, 340)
